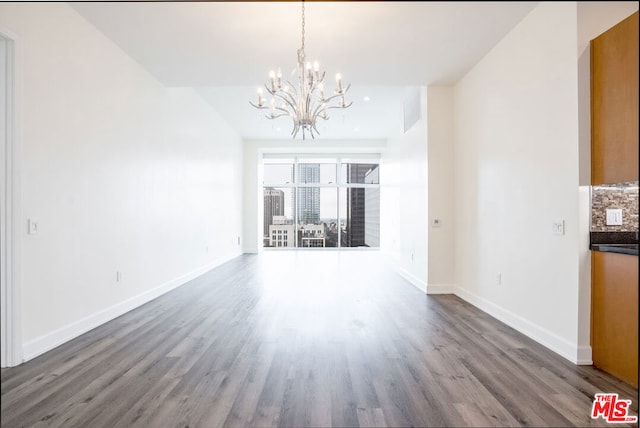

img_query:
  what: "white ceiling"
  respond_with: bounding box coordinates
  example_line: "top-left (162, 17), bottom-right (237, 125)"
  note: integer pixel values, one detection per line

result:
top-left (70, 1), bottom-right (538, 140)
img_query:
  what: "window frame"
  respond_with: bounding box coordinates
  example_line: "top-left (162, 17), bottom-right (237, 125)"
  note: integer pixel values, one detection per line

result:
top-left (262, 154), bottom-right (381, 249)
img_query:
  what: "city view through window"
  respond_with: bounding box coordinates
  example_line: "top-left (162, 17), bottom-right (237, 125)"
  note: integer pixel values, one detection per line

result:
top-left (263, 157), bottom-right (380, 248)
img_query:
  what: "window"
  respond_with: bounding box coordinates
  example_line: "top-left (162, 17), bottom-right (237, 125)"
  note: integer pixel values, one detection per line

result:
top-left (263, 155), bottom-right (380, 248)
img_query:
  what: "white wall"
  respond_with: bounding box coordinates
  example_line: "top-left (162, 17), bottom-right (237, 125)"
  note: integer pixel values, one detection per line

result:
top-left (0, 3), bottom-right (243, 362)
top-left (453, 2), bottom-right (584, 362)
top-left (426, 87), bottom-right (455, 293)
top-left (452, 2), bottom-right (638, 364)
top-left (242, 139), bottom-right (387, 253)
top-left (381, 89), bottom-right (429, 291)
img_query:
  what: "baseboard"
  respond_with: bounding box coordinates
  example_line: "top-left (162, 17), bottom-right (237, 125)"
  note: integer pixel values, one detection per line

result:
top-left (576, 345), bottom-right (593, 365)
top-left (426, 283), bottom-right (455, 294)
top-left (453, 286), bottom-right (586, 365)
top-left (22, 252), bottom-right (242, 363)
top-left (395, 266), bottom-right (427, 294)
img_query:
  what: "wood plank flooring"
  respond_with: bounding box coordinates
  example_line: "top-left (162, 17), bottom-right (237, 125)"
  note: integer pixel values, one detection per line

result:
top-left (1, 251), bottom-right (638, 427)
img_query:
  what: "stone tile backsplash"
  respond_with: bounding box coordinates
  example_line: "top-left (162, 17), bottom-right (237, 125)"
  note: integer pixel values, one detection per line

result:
top-left (591, 181), bottom-right (639, 232)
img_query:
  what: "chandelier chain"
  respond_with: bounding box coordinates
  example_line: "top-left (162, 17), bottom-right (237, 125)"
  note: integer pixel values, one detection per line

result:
top-left (301, 2), bottom-right (305, 53)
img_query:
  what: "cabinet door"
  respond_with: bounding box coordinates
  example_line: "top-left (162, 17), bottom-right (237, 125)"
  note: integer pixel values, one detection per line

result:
top-left (591, 11), bottom-right (639, 185)
top-left (591, 251), bottom-right (638, 388)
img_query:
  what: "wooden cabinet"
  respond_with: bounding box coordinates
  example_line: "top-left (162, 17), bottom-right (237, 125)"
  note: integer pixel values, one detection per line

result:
top-left (591, 11), bottom-right (639, 185)
top-left (591, 250), bottom-right (638, 388)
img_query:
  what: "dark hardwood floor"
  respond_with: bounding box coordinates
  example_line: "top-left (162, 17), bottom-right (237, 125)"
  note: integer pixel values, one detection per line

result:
top-left (1, 251), bottom-right (638, 427)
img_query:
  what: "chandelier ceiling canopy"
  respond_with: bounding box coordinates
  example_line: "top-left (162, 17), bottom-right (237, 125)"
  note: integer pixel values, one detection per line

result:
top-left (250, 2), bottom-right (352, 140)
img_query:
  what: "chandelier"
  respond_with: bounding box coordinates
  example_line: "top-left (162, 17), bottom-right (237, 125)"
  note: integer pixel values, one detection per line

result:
top-left (250, 2), bottom-right (352, 140)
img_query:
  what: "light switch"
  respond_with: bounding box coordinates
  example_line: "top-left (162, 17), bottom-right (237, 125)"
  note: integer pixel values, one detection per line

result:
top-left (606, 209), bottom-right (623, 226)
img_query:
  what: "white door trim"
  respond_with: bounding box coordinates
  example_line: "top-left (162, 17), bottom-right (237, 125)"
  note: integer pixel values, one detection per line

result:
top-left (1, 26), bottom-right (23, 368)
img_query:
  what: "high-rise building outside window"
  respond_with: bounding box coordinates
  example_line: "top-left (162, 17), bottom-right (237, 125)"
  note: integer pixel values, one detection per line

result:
top-left (263, 156), bottom-right (379, 249)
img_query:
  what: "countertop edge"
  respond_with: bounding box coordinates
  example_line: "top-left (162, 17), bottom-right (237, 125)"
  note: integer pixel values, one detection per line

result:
top-left (590, 244), bottom-right (639, 256)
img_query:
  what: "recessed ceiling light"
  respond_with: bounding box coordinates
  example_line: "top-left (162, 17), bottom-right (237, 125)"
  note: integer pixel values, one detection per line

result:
top-left (354, 127), bottom-right (360, 132)
top-left (363, 96), bottom-right (371, 102)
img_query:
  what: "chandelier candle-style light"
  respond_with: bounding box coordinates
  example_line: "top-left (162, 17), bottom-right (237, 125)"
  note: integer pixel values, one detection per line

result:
top-left (250, 2), bottom-right (352, 140)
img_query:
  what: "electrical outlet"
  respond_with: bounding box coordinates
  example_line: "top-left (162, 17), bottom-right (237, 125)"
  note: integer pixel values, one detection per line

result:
top-left (606, 209), bottom-right (623, 226)
top-left (28, 219), bottom-right (39, 235)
